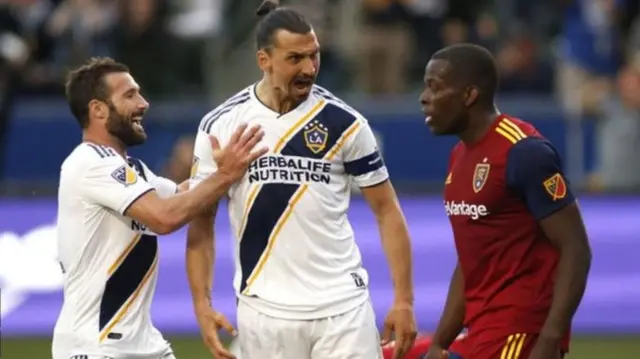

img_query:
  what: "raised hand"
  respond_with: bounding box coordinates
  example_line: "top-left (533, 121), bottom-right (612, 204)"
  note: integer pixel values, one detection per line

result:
top-left (211, 123), bottom-right (268, 181)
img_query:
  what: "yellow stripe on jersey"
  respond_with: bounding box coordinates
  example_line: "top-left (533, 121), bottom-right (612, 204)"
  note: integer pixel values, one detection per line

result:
top-left (496, 118), bottom-right (528, 144)
top-left (500, 333), bottom-right (527, 359)
top-left (99, 253), bottom-right (158, 342)
top-left (236, 100), bottom-right (327, 240)
top-left (107, 233), bottom-right (142, 275)
top-left (241, 118), bottom-right (362, 294)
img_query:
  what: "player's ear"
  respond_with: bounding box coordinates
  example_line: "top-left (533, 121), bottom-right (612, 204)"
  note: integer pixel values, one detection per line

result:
top-left (89, 99), bottom-right (108, 121)
top-left (256, 49), bottom-right (272, 72)
top-left (464, 86), bottom-right (479, 108)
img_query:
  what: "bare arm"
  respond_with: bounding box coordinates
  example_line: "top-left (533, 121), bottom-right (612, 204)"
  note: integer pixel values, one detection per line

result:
top-left (539, 202), bottom-right (591, 339)
top-left (124, 174), bottom-right (231, 235)
top-left (431, 262), bottom-right (465, 349)
top-left (186, 204), bottom-right (217, 311)
top-left (361, 180), bottom-right (414, 304)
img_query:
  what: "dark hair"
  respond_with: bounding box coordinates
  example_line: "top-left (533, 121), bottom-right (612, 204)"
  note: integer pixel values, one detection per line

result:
top-left (65, 57), bottom-right (129, 128)
top-left (255, 0), bottom-right (312, 50)
top-left (431, 43), bottom-right (499, 107)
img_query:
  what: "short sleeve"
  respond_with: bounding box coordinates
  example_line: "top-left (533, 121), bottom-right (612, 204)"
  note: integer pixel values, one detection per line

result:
top-left (342, 118), bottom-right (389, 187)
top-left (80, 154), bottom-right (154, 215)
top-left (506, 137), bottom-right (576, 220)
top-left (190, 129), bottom-right (217, 189)
top-left (131, 158), bottom-right (177, 197)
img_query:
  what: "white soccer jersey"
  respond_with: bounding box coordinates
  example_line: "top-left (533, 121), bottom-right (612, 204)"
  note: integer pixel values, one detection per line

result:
top-left (191, 84), bottom-right (389, 320)
top-left (53, 143), bottom-right (177, 359)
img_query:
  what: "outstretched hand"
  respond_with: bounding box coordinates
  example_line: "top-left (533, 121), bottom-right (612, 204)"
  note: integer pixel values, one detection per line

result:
top-left (211, 123), bottom-right (268, 181)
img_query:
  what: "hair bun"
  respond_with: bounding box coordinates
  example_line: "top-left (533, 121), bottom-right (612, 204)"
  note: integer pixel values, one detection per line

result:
top-left (256, 0), bottom-right (279, 16)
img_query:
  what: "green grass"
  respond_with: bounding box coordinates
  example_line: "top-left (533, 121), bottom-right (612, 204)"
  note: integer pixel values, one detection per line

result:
top-left (2, 336), bottom-right (639, 358)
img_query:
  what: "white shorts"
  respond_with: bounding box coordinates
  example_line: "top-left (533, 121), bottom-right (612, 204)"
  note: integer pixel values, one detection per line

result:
top-left (236, 300), bottom-right (383, 359)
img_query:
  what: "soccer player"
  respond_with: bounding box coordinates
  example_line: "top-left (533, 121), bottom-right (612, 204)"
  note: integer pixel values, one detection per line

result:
top-left (52, 57), bottom-right (266, 359)
top-left (186, 1), bottom-right (417, 359)
top-left (420, 44), bottom-right (592, 359)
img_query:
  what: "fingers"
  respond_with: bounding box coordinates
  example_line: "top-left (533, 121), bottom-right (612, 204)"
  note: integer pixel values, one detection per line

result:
top-left (206, 334), bottom-right (236, 359)
top-left (393, 332), bottom-right (405, 359)
top-left (380, 322), bottom-right (392, 346)
top-left (228, 123), bottom-right (249, 146)
top-left (215, 312), bottom-right (238, 336)
top-left (209, 135), bottom-right (220, 151)
top-left (236, 124), bottom-right (262, 148)
top-left (248, 147), bottom-right (269, 162)
top-left (240, 127), bottom-right (265, 153)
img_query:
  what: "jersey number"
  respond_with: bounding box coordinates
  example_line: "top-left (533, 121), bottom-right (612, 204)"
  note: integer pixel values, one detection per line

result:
top-left (351, 273), bottom-right (365, 288)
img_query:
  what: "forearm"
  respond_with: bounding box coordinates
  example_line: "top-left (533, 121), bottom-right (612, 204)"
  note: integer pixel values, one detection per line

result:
top-left (432, 263), bottom-right (466, 348)
top-left (378, 208), bottom-right (414, 304)
top-left (186, 215), bottom-right (216, 311)
top-left (163, 173), bottom-right (232, 230)
top-left (542, 244), bottom-right (591, 338)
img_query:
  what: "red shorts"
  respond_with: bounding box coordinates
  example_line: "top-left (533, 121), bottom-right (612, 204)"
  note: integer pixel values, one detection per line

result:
top-left (469, 333), bottom-right (564, 359)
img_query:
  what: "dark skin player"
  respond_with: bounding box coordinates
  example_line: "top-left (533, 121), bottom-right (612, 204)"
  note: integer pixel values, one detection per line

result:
top-left (420, 44), bottom-right (592, 359)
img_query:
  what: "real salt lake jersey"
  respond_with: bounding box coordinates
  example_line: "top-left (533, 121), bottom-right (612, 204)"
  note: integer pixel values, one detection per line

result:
top-left (190, 84), bottom-right (389, 319)
top-left (53, 143), bottom-right (177, 359)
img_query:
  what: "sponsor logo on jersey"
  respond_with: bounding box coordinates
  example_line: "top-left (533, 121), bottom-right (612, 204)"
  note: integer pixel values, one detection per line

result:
top-left (303, 120), bottom-right (328, 154)
top-left (111, 165), bottom-right (138, 186)
top-left (444, 200), bottom-right (489, 220)
top-left (248, 155), bottom-right (332, 184)
top-left (472, 162), bottom-right (490, 193)
top-left (543, 173), bottom-right (567, 201)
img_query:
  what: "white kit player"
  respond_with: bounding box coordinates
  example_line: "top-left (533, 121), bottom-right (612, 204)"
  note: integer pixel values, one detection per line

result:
top-left (186, 2), bottom-right (417, 359)
top-left (52, 57), bottom-right (266, 359)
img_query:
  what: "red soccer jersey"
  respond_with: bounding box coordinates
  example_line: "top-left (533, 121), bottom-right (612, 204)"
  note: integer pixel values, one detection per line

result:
top-left (443, 114), bottom-right (574, 351)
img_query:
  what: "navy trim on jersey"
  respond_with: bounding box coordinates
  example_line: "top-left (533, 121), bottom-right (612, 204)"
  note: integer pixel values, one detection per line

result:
top-left (200, 91), bottom-right (251, 133)
top-left (279, 103), bottom-right (358, 159)
top-left (344, 150), bottom-right (385, 176)
top-left (506, 137), bottom-right (576, 220)
top-left (86, 143), bottom-right (117, 158)
top-left (99, 234), bottom-right (157, 332)
top-left (127, 157), bottom-right (148, 181)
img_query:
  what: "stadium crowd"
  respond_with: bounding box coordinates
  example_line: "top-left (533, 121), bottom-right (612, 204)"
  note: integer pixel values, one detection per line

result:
top-left (1, 0), bottom-right (639, 189)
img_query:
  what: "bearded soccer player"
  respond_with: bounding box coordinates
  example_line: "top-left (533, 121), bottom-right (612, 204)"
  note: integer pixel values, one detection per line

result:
top-left (419, 44), bottom-right (592, 359)
top-left (186, 1), bottom-right (417, 359)
top-left (53, 57), bottom-right (266, 359)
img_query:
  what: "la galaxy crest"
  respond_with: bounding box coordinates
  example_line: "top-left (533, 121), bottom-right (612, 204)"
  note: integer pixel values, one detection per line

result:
top-left (111, 165), bottom-right (138, 186)
top-left (472, 162), bottom-right (490, 193)
top-left (303, 120), bottom-right (329, 154)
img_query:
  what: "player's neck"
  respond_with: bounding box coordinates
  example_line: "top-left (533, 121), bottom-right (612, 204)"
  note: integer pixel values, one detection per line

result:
top-left (458, 108), bottom-right (500, 145)
top-left (256, 78), bottom-right (298, 114)
top-left (82, 130), bottom-right (127, 158)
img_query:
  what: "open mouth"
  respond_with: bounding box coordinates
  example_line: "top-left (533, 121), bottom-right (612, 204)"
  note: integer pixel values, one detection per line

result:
top-left (293, 79), bottom-right (313, 91)
top-left (131, 116), bottom-right (144, 130)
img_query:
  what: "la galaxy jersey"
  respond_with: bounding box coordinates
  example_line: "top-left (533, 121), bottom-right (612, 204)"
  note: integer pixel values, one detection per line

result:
top-left (443, 115), bottom-right (575, 348)
top-left (191, 84), bottom-right (389, 319)
top-left (53, 143), bottom-right (177, 359)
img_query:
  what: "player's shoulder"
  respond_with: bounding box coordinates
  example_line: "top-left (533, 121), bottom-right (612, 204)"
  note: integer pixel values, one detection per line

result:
top-left (494, 114), bottom-right (543, 144)
top-left (198, 85), bottom-right (253, 134)
top-left (63, 143), bottom-right (120, 169)
top-left (311, 85), bottom-right (368, 128)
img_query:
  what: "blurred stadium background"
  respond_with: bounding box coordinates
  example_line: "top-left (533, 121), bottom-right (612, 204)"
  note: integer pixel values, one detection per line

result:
top-left (1, 0), bottom-right (639, 358)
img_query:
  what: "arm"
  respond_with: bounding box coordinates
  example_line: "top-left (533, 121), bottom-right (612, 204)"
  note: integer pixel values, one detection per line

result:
top-left (343, 118), bottom-right (414, 304)
top-left (80, 153), bottom-right (233, 235)
top-left (506, 137), bottom-right (592, 340)
top-left (361, 181), bottom-right (413, 304)
top-left (186, 128), bottom-right (223, 311)
top-left (431, 262), bottom-right (465, 349)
